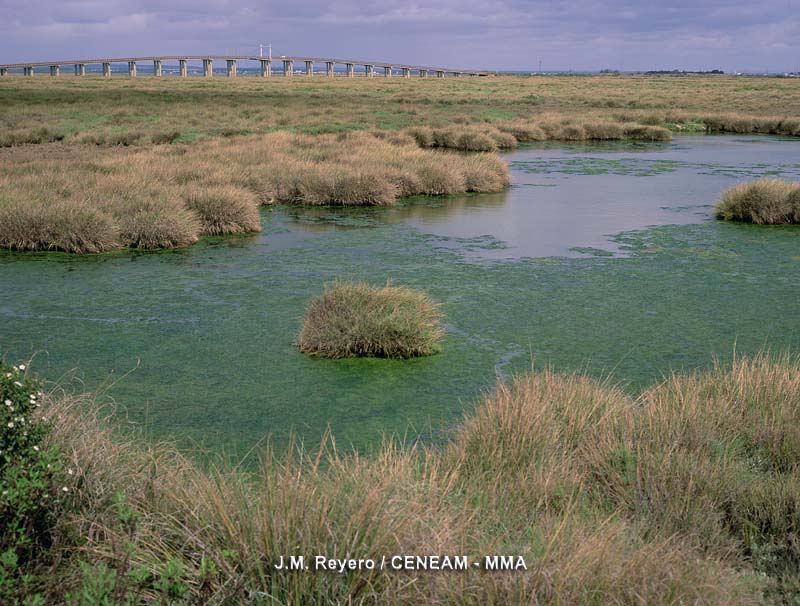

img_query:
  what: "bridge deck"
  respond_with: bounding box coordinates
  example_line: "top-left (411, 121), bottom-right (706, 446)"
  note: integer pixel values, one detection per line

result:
top-left (0, 55), bottom-right (488, 75)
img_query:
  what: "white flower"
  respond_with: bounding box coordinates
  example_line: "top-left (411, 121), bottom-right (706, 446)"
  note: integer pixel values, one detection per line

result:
top-left (7, 422), bottom-right (13, 428)
top-left (33, 445), bottom-right (40, 452)
top-left (13, 381), bottom-right (22, 387)
top-left (3, 399), bottom-right (11, 406)
top-left (18, 364), bottom-right (25, 371)
top-left (61, 486), bottom-right (69, 493)
top-left (30, 394), bottom-right (36, 401)
top-left (67, 468), bottom-right (74, 475)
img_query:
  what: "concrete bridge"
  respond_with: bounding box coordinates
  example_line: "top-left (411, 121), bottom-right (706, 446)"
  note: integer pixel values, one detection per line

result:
top-left (0, 55), bottom-right (490, 78)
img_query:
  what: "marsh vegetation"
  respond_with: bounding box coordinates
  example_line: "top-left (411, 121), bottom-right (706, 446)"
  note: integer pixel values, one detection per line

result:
top-left (4, 353), bottom-right (800, 604)
top-left (0, 131), bottom-right (510, 252)
top-left (715, 178), bottom-right (800, 224)
top-left (297, 281), bottom-right (443, 358)
top-left (3, 74), bottom-right (800, 605)
top-left (2, 74), bottom-right (800, 146)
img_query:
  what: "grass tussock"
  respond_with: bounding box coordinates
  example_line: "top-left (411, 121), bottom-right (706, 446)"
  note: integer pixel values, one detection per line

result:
top-left (0, 197), bottom-right (121, 253)
top-left (715, 178), bottom-right (800, 224)
top-left (296, 281), bottom-right (444, 358)
top-left (183, 186), bottom-right (262, 235)
top-left (407, 119), bottom-right (672, 148)
top-left (10, 352), bottom-right (798, 604)
top-left (0, 127), bottom-right (65, 148)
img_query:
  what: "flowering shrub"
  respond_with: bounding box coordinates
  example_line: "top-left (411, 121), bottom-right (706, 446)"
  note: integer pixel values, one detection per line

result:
top-left (1, 361), bottom-right (65, 604)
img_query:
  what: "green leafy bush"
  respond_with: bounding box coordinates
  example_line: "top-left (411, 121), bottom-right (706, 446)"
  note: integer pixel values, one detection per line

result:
top-left (1, 361), bottom-right (66, 605)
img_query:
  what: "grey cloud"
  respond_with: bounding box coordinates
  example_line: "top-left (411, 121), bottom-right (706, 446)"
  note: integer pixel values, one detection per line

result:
top-left (1, 0), bottom-right (798, 71)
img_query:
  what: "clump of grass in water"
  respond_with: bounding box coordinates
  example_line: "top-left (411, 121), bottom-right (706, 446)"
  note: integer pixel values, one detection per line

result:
top-left (297, 281), bottom-right (444, 358)
top-left (715, 178), bottom-right (800, 224)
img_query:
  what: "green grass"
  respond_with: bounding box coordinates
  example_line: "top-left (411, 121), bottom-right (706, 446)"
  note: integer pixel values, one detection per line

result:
top-left (3, 75), bottom-right (800, 146)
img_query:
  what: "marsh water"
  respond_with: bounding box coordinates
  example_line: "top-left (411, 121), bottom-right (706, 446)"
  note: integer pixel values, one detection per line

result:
top-left (2, 135), bottom-right (799, 458)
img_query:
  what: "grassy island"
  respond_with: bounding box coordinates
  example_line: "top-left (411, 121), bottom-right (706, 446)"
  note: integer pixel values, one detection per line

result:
top-left (297, 281), bottom-right (444, 358)
top-left (715, 178), bottom-right (800, 224)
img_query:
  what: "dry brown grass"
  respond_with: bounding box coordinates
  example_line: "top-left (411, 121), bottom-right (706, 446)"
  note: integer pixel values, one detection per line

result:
top-left (297, 281), bottom-right (444, 358)
top-left (715, 178), bottom-right (800, 224)
top-left (0, 196), bottom-right (121, 253)
top-left (0, 131), bottom-right (510, 252)
top-left (32, 352), bottom-right (800, 604)
top-left (183, 185), bottom-right (262, 235)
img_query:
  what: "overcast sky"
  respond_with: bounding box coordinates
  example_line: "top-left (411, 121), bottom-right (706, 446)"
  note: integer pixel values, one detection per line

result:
top-left (2, 0), bottom-right (799, 72)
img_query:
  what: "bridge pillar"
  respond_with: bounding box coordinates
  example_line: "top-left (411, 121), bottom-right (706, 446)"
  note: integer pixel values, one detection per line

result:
top-left (260, 59), bottom-right (271, 77)
top-left (325, 61), bottom-right (334, 77)
top-left (102, 62), bottom-right (111, 78)
top-left (346, 63), bottom-right (354, 77)
top-left (203, 59), bottom-right (213, 77)
top-left (420, 69), bottom-right (428, 78)
top-left (304, 60), bottom-right (313, 76)
top-left (436, 70), bottom-right (444, 78)
top-left (50, 65), bottom-right (60, 77)
top-left (365, 64), bottom-right (374, 78)
top-left (226, 59), bottom-right (237, 77)
top-left (24, 66), bottom-right (33, 76)
top-left (128, 61), bottom-right (137, 78)
top-left (78, 63), bottom-right (86, 76)
top-left (154, 60), bottom-right (162, 77)
top-left (282, 60), bottom-right (293, 77)
top-left (384, 66), bottom-right (392, 77)
top-left (402, 67), bottom-right (410, 78)
top-left (0, 68), bottom-right (7, 77)
top-left (179, 59), bottom-right (187, 78)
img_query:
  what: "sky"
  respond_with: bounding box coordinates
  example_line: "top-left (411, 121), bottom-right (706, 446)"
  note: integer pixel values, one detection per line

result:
top-left (1, 0), bottom-right (799, 72)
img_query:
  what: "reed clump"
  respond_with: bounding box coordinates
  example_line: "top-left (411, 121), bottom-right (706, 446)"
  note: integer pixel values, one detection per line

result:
top-left (296, 281), bottom-right (444, 358)
top-left (407, 120), bottom-right (671, 147)
top-left (0, 197), bottom-right (121, 253)
top-left (9, 352), bottom-right (798, 604)
top-left (183, 185), bottom-right (262, 235)
top-left (715, 178), bottom-right (800, 224)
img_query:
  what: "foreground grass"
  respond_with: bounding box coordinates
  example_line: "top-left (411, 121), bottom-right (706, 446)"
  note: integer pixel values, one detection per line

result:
top-left (0, 131), bottom-right (510, 252)
top-left (3, 352), bottom-right (798, 604)
top-left (715, 178), bottom-right (800, 224)
top-left (297, 281), bottom-right (444, 358)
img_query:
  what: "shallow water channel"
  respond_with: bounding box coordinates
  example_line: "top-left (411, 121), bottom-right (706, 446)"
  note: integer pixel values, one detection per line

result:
top-left (2, 135), bottom-right (799, 458)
